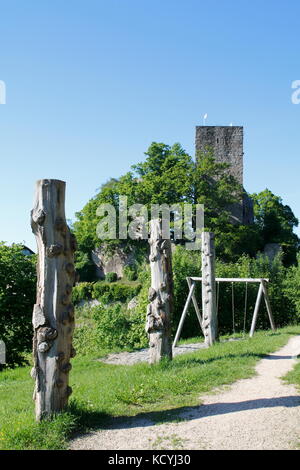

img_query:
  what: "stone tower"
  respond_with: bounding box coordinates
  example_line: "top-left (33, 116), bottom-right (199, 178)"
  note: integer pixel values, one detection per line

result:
top-left (195, 126), bottom-right (253, 224)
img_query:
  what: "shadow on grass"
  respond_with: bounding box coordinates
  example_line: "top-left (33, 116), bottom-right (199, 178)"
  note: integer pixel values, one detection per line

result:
top-left (68, 393), bottom-right (300, 441)
top-left (67, 347), bottom-right (300, 441)
top-left (67, 333), bottom-right (300, 442)
top-left (67, 401), bottom-right (112, 436)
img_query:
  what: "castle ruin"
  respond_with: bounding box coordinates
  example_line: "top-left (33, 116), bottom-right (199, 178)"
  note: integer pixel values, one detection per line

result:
top-left (195, 126), bottom-right (254, 225)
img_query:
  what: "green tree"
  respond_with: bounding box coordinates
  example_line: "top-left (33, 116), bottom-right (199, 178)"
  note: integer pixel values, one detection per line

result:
top-left (73, 142), bottom-right (249, 271)
top-left (130, 142), bottom-right (193, 204)
top-left (0, 243), bottom-right (36, 368)
top-left (252, 189), bottom-right (299, 265)
top-left (74, 143), bottom-right (299, 270)
top-left (72, 177), bottom-right (122, 280)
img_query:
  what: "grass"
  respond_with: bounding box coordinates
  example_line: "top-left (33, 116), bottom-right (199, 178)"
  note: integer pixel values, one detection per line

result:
top-left (0, 325), bottom-right (300, 450)
top-left (283, 348), bottom-right (300, 392)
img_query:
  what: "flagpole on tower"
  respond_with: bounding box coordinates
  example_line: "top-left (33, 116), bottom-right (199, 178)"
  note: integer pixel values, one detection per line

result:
top-left (203, 113), bottom-right (208, 125)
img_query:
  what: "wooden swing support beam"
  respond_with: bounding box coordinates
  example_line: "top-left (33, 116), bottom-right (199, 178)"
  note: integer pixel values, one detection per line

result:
top-left (173, 277), bottom-right (276, 348)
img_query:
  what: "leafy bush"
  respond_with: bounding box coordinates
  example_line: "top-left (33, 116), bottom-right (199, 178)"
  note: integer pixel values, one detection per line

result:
top-left (74, 300), bottom-right (148, 353)
top-left (73, 268), bottom-right (150, 354)
top-left (0, 243), bottom-right (36, 368)
top-left (91, 282), bottom-right (110, 300)
top-left (92, 281), bottom-right (141, 303)
top-left (73, 321), bottom-right (100, 356)
top-left (93, 304), bottom-right (131, 349)
top-left (123, 265), bottom-right (138, 281)
top-left (73, 280), bottom-right (142, 305)
top-left (124, 266), bottom-right (150, 348)
top-left (108, 283), bottom-right (141, 302)
top-left (283, 254), bottom-right (300, 322)
top-left (72, 282), bottom-right (94, 304)
top-left (74, 251), bottom-right (96, 282)
top-left (105, 272), bottom-right (118, 283)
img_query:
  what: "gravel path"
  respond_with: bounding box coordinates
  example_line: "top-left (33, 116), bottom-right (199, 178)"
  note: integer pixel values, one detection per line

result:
top-left (99, 342), bottom-right (208, 365)
top-left (70, 335), bottom-right (300, 450)
top-left (99, 338), bottom-right (242, 365)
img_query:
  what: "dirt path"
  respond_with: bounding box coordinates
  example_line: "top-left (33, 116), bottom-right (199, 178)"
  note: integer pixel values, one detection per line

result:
top-left (70, 336), bottom-right (300, 450)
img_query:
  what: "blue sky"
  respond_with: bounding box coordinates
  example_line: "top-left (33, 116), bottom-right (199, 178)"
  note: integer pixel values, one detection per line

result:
top-left (0, 0), bottom-right (300, 250)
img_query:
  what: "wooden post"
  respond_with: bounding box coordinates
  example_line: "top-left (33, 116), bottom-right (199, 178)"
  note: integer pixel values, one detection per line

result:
top-left (173, 277), bottom-right (205, 348)
top-left (146, 219), bottom-right (173, 364)
top-left (261, 280), bottom-right (276, 332)
top-left (173, 282), bottom-right (196, 348)
top-left (201, 232), bottom-right (217, 346)
top-left (187, 277), bottom-right (204, 335)
top-left (249, 282), bottom-right (264, 338)
top-left (31, 179), bottom-right (77, 421)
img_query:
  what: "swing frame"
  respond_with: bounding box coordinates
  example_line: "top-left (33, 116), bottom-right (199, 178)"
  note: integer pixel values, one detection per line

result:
top-left (173, 277), bottom-right (276, 348)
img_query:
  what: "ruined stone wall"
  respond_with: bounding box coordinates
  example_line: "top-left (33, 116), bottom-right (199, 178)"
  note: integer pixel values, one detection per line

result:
top-left (195, 126), bottom-right (244, 185)
top-left (195, 126), bottom-right (253, 225)
top-left (91, 246), bottom-right (135, 279)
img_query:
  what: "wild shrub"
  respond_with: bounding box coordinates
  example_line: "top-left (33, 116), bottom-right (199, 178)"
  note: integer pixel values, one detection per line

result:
top-left (0, 243), bottom-right (36, 368)
top-left (72, 282), bottom-right (94, 304)
top-left (123, 265), bottom-right (138, 281)
top-left (91, 282), bottom-right (110, 300)
top-left (283, 254), bottom-right (300, 323)
top-left (105, 272), bottom-right (118, 283)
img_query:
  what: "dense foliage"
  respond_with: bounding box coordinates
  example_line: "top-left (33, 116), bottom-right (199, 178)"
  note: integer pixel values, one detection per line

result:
top-left (73, 142), bottom-right (299, 280)
top-left (73, 142), bottom-right (247, 278)
top-left (70, 141), bottom-right (299, 353)
top-left (252, 189), bottom-right (299, 265)
top-left (72, 280), bottom-right (141, 305)
top-left (105, 272), bottom-right (118, 283)
top-left (0, 243), bottom-right (36, 368)
top-left (73, 247), bottom-right (300, 356)
top-left (284, 253), bottom-right (300, 317)
top-left (2, 143), bottom-right (299, 367)
top-left (73, 269), bottom-right (150, 354)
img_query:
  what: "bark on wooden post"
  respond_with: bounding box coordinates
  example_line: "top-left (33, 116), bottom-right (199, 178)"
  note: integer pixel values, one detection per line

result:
top-left (30, 179), bottom-right (77, 421)
top-left (201, 232), bottom-right (218, 346)
top-left (146, 219), bottom-right (173, 364)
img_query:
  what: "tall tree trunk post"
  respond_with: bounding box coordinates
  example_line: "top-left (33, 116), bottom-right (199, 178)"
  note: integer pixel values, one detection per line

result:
top-left (31, 179), bottom-right (77, 421)
top-left (146, 219), bottom-right (173, 364)
top-left (201, 232), bottom-right (218, 346)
